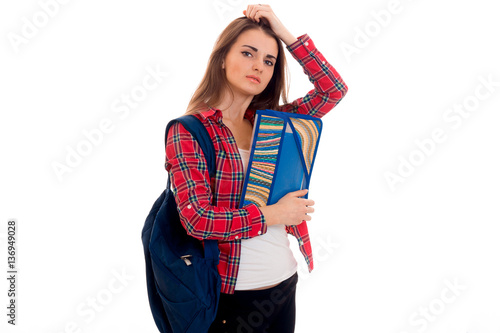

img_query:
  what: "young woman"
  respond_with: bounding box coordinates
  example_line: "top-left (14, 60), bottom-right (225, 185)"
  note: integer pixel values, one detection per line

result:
top-left (165, 4), bottom-right (348, 332)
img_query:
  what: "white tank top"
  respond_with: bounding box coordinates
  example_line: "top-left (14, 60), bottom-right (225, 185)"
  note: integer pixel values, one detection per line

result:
top-left (235, 148), bottom-right (298, 290)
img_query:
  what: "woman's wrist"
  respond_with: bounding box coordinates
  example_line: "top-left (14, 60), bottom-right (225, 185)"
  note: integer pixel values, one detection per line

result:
top-left (258, 205), bottom-right (277, 226)
top-left (279, 29), bottom-right (297, 46)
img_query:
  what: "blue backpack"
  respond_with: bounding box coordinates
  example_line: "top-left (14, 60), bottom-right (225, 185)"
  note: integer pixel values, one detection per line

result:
top-left (141, 115), bottom-right (221, 333)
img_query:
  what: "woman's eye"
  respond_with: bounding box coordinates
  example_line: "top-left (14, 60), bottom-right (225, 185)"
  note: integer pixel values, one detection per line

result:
top-left (242, 51), bottom-right (273, 66)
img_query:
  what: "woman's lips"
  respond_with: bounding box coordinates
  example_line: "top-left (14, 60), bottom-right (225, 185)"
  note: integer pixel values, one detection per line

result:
top-left (246, 76), bottom-right (261, 83)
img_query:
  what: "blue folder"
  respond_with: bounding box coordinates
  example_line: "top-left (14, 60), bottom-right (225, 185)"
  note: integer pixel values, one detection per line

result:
top-left (239, 109), bottom-right (323, 208)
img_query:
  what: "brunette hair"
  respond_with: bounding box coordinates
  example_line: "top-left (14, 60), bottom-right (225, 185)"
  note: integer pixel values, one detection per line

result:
top-left (184, 16), bottom-right (289, 115)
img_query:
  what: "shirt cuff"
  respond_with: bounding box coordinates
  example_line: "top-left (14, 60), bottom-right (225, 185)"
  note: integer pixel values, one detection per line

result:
top-left (286, 34), bottom-right (315, 60)
top-left (240, 203), bottom-right (267, 239)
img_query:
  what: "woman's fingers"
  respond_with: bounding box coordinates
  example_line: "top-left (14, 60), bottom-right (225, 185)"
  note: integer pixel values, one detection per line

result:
top-left (245, 4), bottom-right (270, 23)
top-left (288, 188), bottom-right (308, 197)
top-left (255, 12), bottom-right (270, 26)
top-left (245, 4), bottom-right (258, 20)
top-left (252, 5), bottom-right (267, 23)
top-left (289, 190), bottom-right (314, 206)
top-left (266, 188), bottom-right (316, 226)
top-left (292, 196), bottom-right (315, 225)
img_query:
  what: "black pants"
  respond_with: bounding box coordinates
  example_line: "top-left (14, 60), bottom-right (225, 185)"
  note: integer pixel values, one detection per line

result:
top-left (208, 272), bottom-right (298, 333)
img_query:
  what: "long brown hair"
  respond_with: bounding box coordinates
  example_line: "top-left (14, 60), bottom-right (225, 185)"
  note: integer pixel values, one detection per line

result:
top-left (184, 17), bottom-right (289, 115)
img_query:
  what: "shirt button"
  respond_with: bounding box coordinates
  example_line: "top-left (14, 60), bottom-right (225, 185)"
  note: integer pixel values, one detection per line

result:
top-left (322, 60), bottom-right (326, 64)
top-left (235, 235), bottom-right (239, 239)
top-left (304, 41), bottom-right (309, 46)
top-left (257, 231), bottom-right (262, 235)
top-left (187, 204), bottom-right (192, 209)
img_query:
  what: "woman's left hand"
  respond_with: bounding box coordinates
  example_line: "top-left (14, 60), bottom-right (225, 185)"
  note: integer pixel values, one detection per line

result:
top-left (243, 4), bottom-right (297, 46)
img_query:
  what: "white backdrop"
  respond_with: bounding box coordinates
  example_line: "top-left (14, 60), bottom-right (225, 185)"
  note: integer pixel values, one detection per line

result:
top-left (1, 0), bottom-right (499, 332)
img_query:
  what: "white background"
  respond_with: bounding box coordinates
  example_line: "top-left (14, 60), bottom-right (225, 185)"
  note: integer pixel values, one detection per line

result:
top-left (1, 0), bottom-right (499, 332)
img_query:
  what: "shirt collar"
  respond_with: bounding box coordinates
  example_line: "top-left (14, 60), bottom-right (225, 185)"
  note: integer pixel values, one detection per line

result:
top-left (198, 106), bottom-right (218, 120)
top-left (198, 105), bottom-right (257, 125)
top-left (244, 108), bottom-right (256, 125)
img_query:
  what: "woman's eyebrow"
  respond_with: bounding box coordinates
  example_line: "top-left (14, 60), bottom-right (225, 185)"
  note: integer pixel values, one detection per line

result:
top-left (241, 45), bottom-right (277, 60)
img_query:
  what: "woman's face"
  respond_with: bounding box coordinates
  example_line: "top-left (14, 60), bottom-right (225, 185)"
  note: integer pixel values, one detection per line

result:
top-left (223, 28), bottom-right (278, 99)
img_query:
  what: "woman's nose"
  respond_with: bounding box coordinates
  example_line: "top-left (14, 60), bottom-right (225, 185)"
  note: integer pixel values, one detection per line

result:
top-left (252, 59), bottom-right (263, 72)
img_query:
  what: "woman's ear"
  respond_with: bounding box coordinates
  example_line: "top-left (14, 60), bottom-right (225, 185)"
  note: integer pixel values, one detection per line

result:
top-left (222, 61), bottom-right (225, 69)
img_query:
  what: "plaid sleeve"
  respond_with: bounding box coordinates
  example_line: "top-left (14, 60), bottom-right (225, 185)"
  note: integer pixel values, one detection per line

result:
top-left (278, 34), bottom-right (348, 118)
top-left (165, 122), bottom-right (267, 241)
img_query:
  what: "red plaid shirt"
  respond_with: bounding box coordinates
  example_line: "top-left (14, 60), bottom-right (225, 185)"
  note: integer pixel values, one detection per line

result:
top-left (165, 33), bottom-right (348, 294)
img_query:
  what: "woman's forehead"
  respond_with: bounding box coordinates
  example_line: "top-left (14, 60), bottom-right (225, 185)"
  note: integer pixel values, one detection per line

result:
top-left (233, 29), bottom-right (278, 56)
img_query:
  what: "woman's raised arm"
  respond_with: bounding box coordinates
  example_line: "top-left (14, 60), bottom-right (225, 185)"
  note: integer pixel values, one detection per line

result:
top-left (245, 4), bottom-right (348, 118)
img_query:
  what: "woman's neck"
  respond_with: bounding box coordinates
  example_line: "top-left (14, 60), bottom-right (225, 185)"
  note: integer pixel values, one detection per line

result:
top-left (214, 90), bottom-right (254, 124)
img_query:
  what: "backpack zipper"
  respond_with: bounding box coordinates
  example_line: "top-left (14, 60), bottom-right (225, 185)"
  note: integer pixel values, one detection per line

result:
top-left (180, 255), bottom-right (193, 266)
